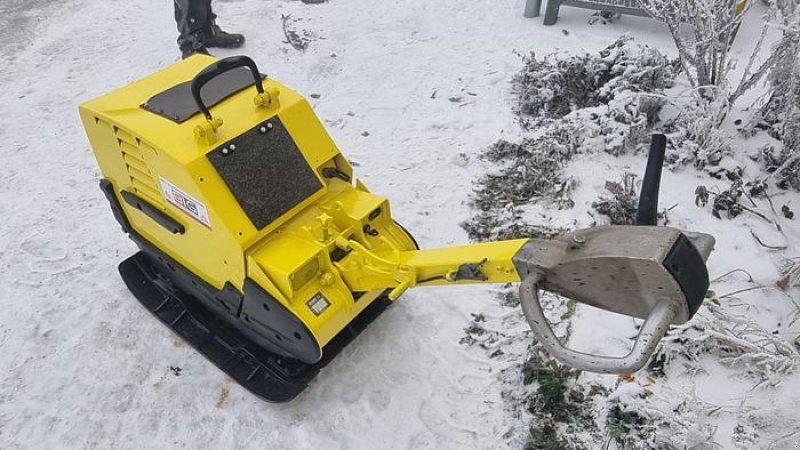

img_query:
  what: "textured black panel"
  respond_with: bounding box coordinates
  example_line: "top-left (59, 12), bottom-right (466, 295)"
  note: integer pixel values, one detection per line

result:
top-left (208, 118), bottom-right (322, 230)
top-left (141, 67), bottom-right (265, 123)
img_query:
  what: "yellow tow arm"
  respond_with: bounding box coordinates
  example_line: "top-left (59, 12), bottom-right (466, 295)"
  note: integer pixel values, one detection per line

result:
top-left (333, 237), bottom-right (528, 299)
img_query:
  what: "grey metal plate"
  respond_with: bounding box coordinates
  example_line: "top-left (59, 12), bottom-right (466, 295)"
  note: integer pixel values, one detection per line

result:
top-left (141, 67), bottom-right (265, 123)
top-left (207, 118), bottom-right (323, 230)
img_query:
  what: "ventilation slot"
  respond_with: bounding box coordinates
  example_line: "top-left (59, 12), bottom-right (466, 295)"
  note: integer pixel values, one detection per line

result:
top-left (111, 125), bottom-right (164, 208)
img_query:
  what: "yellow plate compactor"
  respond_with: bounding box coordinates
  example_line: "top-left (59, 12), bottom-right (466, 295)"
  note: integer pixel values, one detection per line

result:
top-left (80, 55), bottom-right (715, 402)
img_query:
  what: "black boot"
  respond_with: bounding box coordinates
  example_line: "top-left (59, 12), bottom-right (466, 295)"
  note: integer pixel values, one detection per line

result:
top-left (205, 24), bottom-right (245, 49)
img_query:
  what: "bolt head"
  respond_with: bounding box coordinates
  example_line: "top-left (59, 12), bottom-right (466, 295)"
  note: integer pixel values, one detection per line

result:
top-left (571, 234), bottom-right (586, 244)
top-left (221, 148), bottom-right (229, 155)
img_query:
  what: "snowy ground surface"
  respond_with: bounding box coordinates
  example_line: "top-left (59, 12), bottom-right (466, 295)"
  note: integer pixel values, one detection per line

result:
top-left (1, 0), bottom-right (799, 449)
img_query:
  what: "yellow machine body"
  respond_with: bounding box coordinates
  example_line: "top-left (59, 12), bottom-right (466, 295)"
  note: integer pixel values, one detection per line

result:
top-left (80, 55), bottom-right (527, 361)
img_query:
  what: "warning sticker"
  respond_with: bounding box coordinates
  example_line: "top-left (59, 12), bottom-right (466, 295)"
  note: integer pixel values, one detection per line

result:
top-left (159, 177), bottom-right (211, 228)
top-left (306, 293), bottom-right (330, 316)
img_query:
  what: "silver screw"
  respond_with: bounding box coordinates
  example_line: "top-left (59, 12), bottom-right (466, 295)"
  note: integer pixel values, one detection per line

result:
top-left (259, 126), bottom-right (267, 134)
top-left (266, 122), bottom-right (273, 129)
top-left (229, 144), bottom-right (236, 151)
top-left (221, 148), bottom-right (229, 155)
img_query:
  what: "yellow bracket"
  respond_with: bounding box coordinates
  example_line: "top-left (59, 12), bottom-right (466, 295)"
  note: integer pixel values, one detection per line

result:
top-left (334, 238), bottom-right (418, 300)
top-left (254, 86), bottom-right (281, 109)
top-left (193, 117), bottom-right (223, 146)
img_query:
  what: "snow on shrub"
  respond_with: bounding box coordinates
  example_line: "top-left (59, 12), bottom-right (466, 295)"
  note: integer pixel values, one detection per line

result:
top-left (605, 383), bottom-right (717, 449)
top-left (653, 303), bottom-right (800, 379)
top-left (591, 173), bottom-right (642, 225)
top-left (640, 0), bottom-right (800, 189)
top-left (663, 94), bottom-right (735, 176)
top-left (514, 36), bottom-right (678, 128)
top-left (753, 0), bottom-right (800, 184)
top-left (464, 38), bottom-right (679, 241)
top-left (464, 127), bottom-right (579, 241)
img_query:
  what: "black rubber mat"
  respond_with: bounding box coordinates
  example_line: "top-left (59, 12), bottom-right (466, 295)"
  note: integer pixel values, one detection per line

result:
top-left (207, 117), bottom-right (322, 230)
top-left (141, 67), bottom-right (265, 123)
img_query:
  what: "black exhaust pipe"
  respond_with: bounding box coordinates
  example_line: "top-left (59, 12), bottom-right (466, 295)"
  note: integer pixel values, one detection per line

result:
top-left (636, 134), bottom-right (667, 226)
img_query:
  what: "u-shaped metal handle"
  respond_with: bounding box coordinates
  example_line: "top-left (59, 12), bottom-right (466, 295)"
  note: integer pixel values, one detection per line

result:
top-left (519, 274), bottom-right (677, 374)
top-left (191, 55), bottom-right (265, 121)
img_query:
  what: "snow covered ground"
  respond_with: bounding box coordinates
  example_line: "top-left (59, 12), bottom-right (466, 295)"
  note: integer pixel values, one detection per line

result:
top-left (1, 0), bottom-right (799, 448)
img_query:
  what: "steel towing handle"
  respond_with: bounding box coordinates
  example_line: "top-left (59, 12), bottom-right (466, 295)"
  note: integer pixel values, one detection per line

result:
top-left (513, 134), bottom-right (715, 373)
top-left (520, 274), bottom-right (677, 373)
top-left (513, 227), bottom-right (714, 373)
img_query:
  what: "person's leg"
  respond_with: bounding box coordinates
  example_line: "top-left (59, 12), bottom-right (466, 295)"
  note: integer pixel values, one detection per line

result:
top-left (174, 0), bottom-right (212, 56)
top-left (202, 1), bottom-right (245, 49)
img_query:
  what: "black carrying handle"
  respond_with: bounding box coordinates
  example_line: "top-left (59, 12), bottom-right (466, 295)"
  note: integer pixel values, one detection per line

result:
top-left (636, 133), bottom-right (667, 226)
top-left (190, 55), bottom-right (265, 121)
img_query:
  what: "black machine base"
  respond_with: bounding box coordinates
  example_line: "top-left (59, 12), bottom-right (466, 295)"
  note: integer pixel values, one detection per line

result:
top-left (119, 252), bottom-right (391, 403)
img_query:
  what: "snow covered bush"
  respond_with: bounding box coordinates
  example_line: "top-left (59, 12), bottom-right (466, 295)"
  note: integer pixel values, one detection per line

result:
top-left (464, 37), bottom-right (680, 241)
top-left (663, 93), bottom-right (735, 175)
top-left (591, 173), bottom-right (641, 225)
top-left (753, 0), bottom-right (800, 182)
top-left (473, 130), bottom-right (580, 211)
top-left (653, 303), bottom-right (800, 379)
top-left (605, 383), bottom-right (717, 449)
top-left (514, 36), bottom-right (678, 129)
top-left (637, 0), bottom-right (749, 96)
top-left (464, 127), bottom-right (579, 241)
top-left (640, 0), bottom-right (800, 186)
top-left (752, 143), bottom-right (800, 189)
top-left (461, 28), bottom-right (800, 449)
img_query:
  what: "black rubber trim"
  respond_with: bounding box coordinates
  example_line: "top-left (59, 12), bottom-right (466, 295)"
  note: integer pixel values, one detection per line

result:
top-left (394, 220), bottom-right (420, 250)
top-left (99, 179), bottom-right (131, 233)
top-left (636, 134), bottom-right (666, 226)
top-left (663, 233), bottom-right (709, 318)
top-left (119, 252), bottom-right (392, 403)
top-left (121, 190), bottom-right (185, 234)
top-left (240, 279), bottom-right (322, 364)
top-left (120, 253), bottom-right (310, 402)
top-left (141, 67), bottom-right (266, 123)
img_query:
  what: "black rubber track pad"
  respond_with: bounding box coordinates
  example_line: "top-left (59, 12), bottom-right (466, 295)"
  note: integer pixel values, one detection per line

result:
top-left (119, 252), bottom-right (391, 403)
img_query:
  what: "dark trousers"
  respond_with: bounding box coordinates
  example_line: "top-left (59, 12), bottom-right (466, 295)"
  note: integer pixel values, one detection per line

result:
top-left (174, 0), bottom-right (215, 52)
